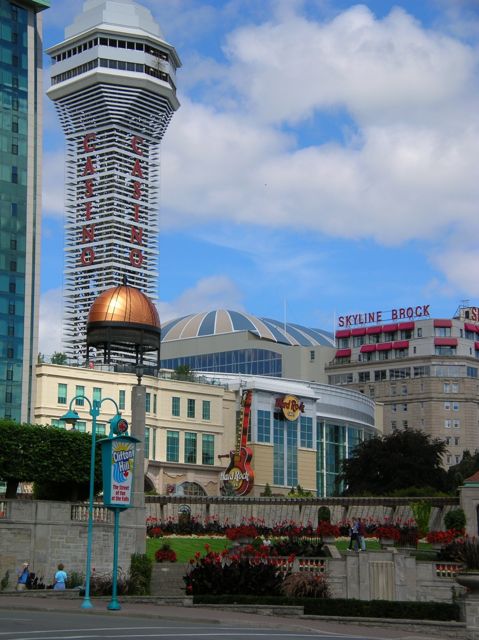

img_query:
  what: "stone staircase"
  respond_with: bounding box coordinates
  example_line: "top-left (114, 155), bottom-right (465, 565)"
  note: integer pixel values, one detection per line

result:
top-left (150, 562), bottom-right (188, 597)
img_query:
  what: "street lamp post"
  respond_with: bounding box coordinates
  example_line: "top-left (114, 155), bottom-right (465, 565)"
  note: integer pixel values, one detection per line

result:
top-left (61, 395), bottom-right (121, 610)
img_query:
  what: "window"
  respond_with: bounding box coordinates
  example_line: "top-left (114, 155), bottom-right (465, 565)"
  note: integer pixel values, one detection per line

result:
top-left (444, 401), bottom-right (451, 410)
top-left (468, 367), bottom-right (478, 378)
top-left (455, 437), bottom-right (460, 446)
top-left (93, 387), bottom-right (101, 402)
top-left (391, 420), bottom-right (397, 430)
top-left (202, 434), bottom-right (214, 465)
top-left (455, 455), bottom-right (460, 464)
top-left (378, 351), bottom-right (389, 361)
top-left (358, 371), bottom-right (370, 382)
top-left (185, 432), bottom-right (197, 463)
top-left (172, 396), bottom-right (180, 416)
top-left (435, 327), bottom-right (451, 337)
top-left (75, 421), bottom-right (86, 433)
top-left (202, 400), bottom-right (211, 421)
top-left (145, 392), bottom-right (151, 413)
top-left (414, 366), bottom-right (430, 377)
top-left (58, 383), bottom-right (67, 405)
top-left (392, 404), bottom-right (397, 412)
top-left (444, 382), bottom-right (450, 393)
top-left (257, 410), bottom-right (271, 442)
top-left (435, 346), bottom-right (456, 356)
top-left (374, 370), bottom-right (387, 381)
top-left (119, 390), bottom-right (125, 410)
top-left (453, 402), bottom-right (459, 411)
top-left (417, 328), bottom-right (423, 337)
top-left (153, 394), bottom-right (157, 414)
top-left (310, 350), bottom-right (315, 361)
top-left (145, 427), bottom-right (150, 458)
top-left (76, 386), bottom-right (85, 405)
top-left (10, 261), bottom-right (17, 272)
top-left (187, 398), bottom-right (195, 419)
top-left (96, 423), bottom-right (106, 436)
top-left (337, 337), bottom-right (349, 348)
top-left (369, 386), bottom-right (375, 398)
top-left (352, 335), bottom-right (365, 347)
top-left (452, 383), bottom-right (459, 393)
top-left (391, 385), bottom-right (396, 396)
top-left (166, 431), bottom-right (179, 462)
top-left (9, 282), bottom-right (15, 293)
top-left (11, 167), bottom-right (18, 183)
top-left (453, 420), bottom-right (460, 429)
top-left (51, 419), bottom-right (66, 429)
top-left (401, 385), bottom-right (407, 395)
top-left (445, 419), bottom-right (452, 429)
top-left (300, 416), bottom-right (313, 448)
top-left (402, 420), bottom-right (408, 428)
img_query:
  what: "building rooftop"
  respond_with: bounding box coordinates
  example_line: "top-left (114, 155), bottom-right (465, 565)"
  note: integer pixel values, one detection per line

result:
top-left (161, 310), bottom-right (335, 348)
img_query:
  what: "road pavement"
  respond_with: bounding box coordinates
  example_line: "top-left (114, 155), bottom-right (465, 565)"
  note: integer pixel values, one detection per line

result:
top-left (0, 594), bottom-right (459, 640)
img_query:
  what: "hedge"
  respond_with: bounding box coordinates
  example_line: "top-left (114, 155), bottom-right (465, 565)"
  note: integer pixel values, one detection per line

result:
top-left (193, 595), bottom-right (460, 621)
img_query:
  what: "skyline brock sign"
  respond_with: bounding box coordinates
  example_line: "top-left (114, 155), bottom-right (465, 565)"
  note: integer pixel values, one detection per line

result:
top-left (338, 304), bottom-right (431, 328)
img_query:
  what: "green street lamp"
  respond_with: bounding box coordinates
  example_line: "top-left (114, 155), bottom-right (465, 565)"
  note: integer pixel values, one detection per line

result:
top-left (61, 395), bottom-right (122, 610)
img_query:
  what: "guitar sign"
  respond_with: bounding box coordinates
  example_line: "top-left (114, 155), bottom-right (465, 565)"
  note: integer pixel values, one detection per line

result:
top-left (220, 389), bottom-right (254, 495)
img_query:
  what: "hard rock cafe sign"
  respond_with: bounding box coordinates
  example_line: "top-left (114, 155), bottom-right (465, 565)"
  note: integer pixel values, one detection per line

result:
top-left (275, 395), bottom-right (305, 421)
top-left (220, 390), bottom-right (254, 495)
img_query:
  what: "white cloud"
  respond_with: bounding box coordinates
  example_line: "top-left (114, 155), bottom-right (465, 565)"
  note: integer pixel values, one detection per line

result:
top-left (158, 276), bottom-right (244, 321)
top-left (39, 288), bottom-right (64, 356)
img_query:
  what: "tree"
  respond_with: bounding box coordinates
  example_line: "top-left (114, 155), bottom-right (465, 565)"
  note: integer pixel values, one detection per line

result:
top-left (446, 450), bottom-right (479, 492)
top-left (0, 419), bottom-right (101, 499)
top-left (337, 428), bottom-right (448, 496)
top-left (173, 364), bottom-right (194, 381)
top-left (51, 352), bottom-right (68, 365)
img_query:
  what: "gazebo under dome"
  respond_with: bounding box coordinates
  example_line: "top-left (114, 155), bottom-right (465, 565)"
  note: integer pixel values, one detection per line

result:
top-left (86, 279), bottom-right (161, 370)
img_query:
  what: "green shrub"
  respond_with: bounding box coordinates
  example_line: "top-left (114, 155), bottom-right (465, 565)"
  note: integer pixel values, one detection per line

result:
top-left (317, 506), bottom-right (331, 522)
top-left (129, 553), bottom-right (152, 595)
top-left (192, 595), bottom-right (460, 621)
top-left (66, 571), bottom-right (83, 589)
top-left (445, 508), bottom-right (466, 532)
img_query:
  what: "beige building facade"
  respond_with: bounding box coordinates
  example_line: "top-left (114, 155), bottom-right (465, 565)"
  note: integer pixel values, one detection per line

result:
top-left (326, 307), bottom-right (479, 467)
top-left (35, 363), bottom-right (236, 496)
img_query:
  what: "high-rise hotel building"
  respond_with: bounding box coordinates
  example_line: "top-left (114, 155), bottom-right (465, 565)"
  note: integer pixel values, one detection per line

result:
top-left (0, 0), bottom-right (49, 422)
top-left (326, 305), bottom-right (479, 467)
top-left (46, 0), bottom-right (180, 361)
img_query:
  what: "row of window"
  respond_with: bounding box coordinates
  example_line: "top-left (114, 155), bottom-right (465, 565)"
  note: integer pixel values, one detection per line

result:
top-left (166, 431), bottom-right (214, 465)
top-left (171, 396), bottom-right (211, 420)
top-left (57, 385), bottom-right (212, 421)
top-left (330, 366), bottom-right (478, 386)
top-left (51, 36), bottom-right (170, 64)
top-left (51, 57), bottom-right (170, 86)
top-left (51, 419), bottom-right (216, 466)
top-left (257, 411), bottom-right (313, 448)
top-left (161, 349), bottom-right (283, 377)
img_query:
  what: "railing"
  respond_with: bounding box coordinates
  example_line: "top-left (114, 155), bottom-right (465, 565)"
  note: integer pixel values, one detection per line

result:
top-left (435, 563), bottom-right (462, 578)
top-left (298, 558), bottom-right (327, 573)
top-left (71, 503), bottom-right (113, 523)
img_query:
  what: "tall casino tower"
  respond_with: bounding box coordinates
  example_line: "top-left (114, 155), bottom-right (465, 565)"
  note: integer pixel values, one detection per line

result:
top-left (46, 0), bottom-right (180, 362)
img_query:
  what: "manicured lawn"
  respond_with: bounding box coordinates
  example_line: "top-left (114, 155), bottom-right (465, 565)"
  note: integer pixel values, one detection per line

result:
top-left (147, 536), bottom-right (437, 563)
top-left (147, 536), bottom-right (231, 563)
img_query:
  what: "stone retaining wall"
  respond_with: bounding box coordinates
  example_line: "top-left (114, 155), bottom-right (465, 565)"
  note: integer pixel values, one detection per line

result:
top-left (0, 499), bottom-right (145, 587)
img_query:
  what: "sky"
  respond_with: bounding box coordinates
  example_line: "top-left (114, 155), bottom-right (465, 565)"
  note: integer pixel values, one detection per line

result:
top-left (39, 0), bottom-right (479, 355)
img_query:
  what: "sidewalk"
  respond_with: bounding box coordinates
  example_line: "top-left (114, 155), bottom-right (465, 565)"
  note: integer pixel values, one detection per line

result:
top-left (0, 592), bottom-right (463, 640)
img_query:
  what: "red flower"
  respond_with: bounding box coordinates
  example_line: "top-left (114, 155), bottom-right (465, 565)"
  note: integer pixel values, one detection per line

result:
top-left (375, 525), bottom-right (401, 541)
top-left (426, 529), bottom-right (463, 545)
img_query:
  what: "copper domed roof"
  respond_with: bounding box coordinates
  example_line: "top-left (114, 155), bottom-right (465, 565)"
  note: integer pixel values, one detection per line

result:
top-left (88, 284), bottom-right (160, 328)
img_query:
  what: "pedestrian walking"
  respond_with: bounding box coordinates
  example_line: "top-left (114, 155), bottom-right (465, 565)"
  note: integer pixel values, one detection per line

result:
top-left (348, 518), bottom-right (359, 551)
top-left (16, 562), bottom-right (30, 591)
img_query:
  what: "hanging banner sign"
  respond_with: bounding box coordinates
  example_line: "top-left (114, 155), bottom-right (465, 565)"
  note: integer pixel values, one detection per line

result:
top-left (99, 435), bottom-right (139, 510)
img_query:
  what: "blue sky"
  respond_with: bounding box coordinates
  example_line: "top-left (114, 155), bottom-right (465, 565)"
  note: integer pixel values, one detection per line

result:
top-left (39, 0), bottom-right (479, 354)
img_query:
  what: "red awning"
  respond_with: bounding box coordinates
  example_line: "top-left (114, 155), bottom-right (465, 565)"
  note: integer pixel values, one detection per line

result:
top-left (351, 328), bottom-right (367, 336)
top-left (366, 326), bottom-right (382, 334)
top-left (360, 344), bottom-right (376, 353)
top-left (475, 341), bottom-right (479, 351)
top-left (434, 319), bottom-right (452, 328)
top-left (434, 337), bottom-right (457, 347)
top-left (336, 349), bottom-right (351, 357)
top-left (376, 342), bottom-right (393, 351)
top-left (335, 329), bottom-right (351, 338)
top-left (398, 322), bottom-right (415, 330)
top-left (393, 340), bottom-right (409, 349)
top-left (382, 324), bottom-right (398, 333)
top-left (465, 323), bottom-right (479, 333)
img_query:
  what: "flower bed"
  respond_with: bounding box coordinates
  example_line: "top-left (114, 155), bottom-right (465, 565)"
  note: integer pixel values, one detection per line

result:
top-left (426, 529), bottom-right (463, 545)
